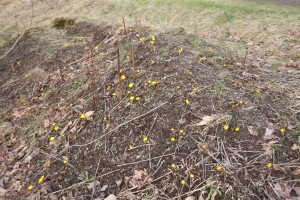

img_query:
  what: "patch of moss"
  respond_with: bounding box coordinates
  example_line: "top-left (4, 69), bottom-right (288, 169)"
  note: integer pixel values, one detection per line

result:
top-left (53, 18), bottom-right (75, 29)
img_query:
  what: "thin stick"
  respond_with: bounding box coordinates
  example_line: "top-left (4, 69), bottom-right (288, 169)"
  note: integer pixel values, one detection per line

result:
top-left (0, 31), bottom-right (26, 59)
top-left (117, 153), bottom-right (174, 167)
top-left (89, 42), bottom-right (96, 110)
top-left (71, 102), bottom-right (167, 147)
top-left (52, 169), bottom-right (120, 194)
top-left (117, 40), bottom-right (122, 100)
top-left (131, 40), bottom-right (136, 80)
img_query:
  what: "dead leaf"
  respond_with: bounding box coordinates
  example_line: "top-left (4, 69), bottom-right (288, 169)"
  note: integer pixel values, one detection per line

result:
top-left (262, 141), bottom-right (277, 156)
top-left (128, 169), bottom-right (151, 188)
top-left (292, 168), bottom-right (300, 175)
top-left (104, 194), bottom-right (117, 200)
top-left (178, 118), bottom-right (187, 125)
top-left (273, 164), bottom-right (286, 173)
top-left (293, 187), bottom-right (300, 197)
top-left (87, 181), bottom-right (100, 190)
top-left (185, 196), bottom-right (195, 200)
top-left (44, 120), bottom-right (50, 128)
top-left (0, 186), bottom-right (7, 197)
top-left (274, 182), bottom-right (291, 198)
top-left (248, 126), bottom-right (258, 136)
top-left (100, 185), bottom-right (108, 192)
top-left (263, 128), bottom-right (275, 140)
top-left (191, 115), bottom-right (216, 126)
top-left (116, 179), bottom-right (122, 187)
top-left (85, 111), bottom-right (95, 121)
top-left (23, 149), bottom-right (39, 163)
top-left (291, 144), bottom-right (300, 151)
top-left (43, 160), bottom-right (51, 168)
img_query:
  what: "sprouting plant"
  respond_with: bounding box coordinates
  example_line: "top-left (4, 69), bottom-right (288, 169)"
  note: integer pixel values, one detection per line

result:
top-left (271, 144), bottom-right (282, 154)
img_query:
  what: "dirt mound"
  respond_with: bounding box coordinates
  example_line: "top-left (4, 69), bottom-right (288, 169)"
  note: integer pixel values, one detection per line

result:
top-left (0, 20), bottom-right (299, 199)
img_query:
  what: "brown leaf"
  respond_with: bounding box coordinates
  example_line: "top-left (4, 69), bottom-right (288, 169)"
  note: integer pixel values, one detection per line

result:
top-left (293, 187), bottom-right (300, 197)
top-left (274, 183), bottom-right (291, 198)
top-left (0, 186), bottom-right (7, 197)
top-left (191, 115), bottom-right (216, 126)
top-left (185, 196), bottom-right (196, 200)
top-left (273, 164), bottom-right (286, 173)
top-left (263, 128), bottom-right (275, 140)
top-left (85, 111), bottom-right (95, 121)
top-left (262, 141), bottom-right (277, 156)
top-left (100, 185), bottom-right (108, 192)
top-left (248, 126), bottom-right (258, 136)
top-left (44, 120), bottom-right (50, 128)
top-left (23, 149), bottom-right (39, 163)
top-left (292, 168), bottom-right (300, 175)
top-left (104, 194), bottom-right (117, 200)
top-left (87, 181), bottom-right (100, 190)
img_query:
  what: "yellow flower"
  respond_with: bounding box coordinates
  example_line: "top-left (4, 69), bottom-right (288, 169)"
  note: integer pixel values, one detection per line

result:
top-left (119, 69), bottom-right (123, 73)
top-left (200, 57), bottom-right (207, 61)
top-left (83, 41), bottom-right (87, 45)
top-left (180, 129), bottom-right (184, 133)
top-left (139, 37), bottom-right (145, 41)
top-left (151, 81), bottom-right (160, 86)
top-left (180, 135), bottom-right (184, 139)
top-left (100, 52), bottom-right (104, 56)
top-left (80, 114), bottom-right (86, 119)
top-left (54, 126), bottom-right (59, 131)
top-left (235, 127), bottom-right (240, 132)
top-left (130, 96), bottom-right (135, 101)
top-left (143, 137), bottom-right (148, 142)
top-left (171, 128), bottom-right (175, 132)
top-left (239, 100), bottom-right (243, 104)
top-left (267, 163), bottom-right (272, 168)
top-left (171, 137), bottom-right (175, 142)
top-left (280, 128), bottom-right (285, 133)
top-left (129, 145), bottom-right (134, 150)
top-left (185, 99), bottom-right (190, 105)
top-left (106, 85), bottom-right (111, 91)
top-left (38, 175), bottom-right (45, 183)
top-left (171, 163), bottom-right (176, 168)
top-left (190, 173), bottom-right (195, 178)
top-left (94, 46), bottom-right (99, 50)
top-left (216, 166), bottom-right (222, 171)
top-left (209, 47), bottom-right (213, 52)
top-left (50, 136), bottom-right (55, 141)
top-left (151, 36), bottom-right (156, 41)
top-left (148, 80), bottom-right (152, 83)
top-left (103, 117), bottom-right (107, 121)
top-left (128, 83), bottom-right (134, 88)
top-left (176, 85), bottom-right (180, 89)
top-left (180, 180), bottom-right (185, 185)
top-left (63, 157), bottom-right (69, 164)
top-left (150, 41), bottom-right (155, 45)
top-left (193, 87), bottom-right (198, 92)
top-left (256, 89), bottom-right (261, 94)
top-left (112, 93), bottom-right (116, 96)
top-left (202, 145), bottom-right (206, 149)
top-left (64, 43), bottom-right (69, 47)
top-left (178, 48), bottom-right (183, 55)
top-left (28, 184), bottom-right (34, 190)
top-left (135, 97), bottom-right (140, 101)
top-left (52, 123), bottom-right (56, 126)
top-left (224, 125), bottom-right (229, 131)
top-left (127, 90), bottom-right (131, 94)
top-left (121, 74), bottom-right (126, 80)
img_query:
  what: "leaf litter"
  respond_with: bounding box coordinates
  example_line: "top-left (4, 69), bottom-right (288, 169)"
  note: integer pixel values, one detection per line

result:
top-left (0, 19), bottom-right (299, 200)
